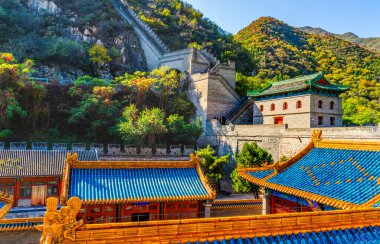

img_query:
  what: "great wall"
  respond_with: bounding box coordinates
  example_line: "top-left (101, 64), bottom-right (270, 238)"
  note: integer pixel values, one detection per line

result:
top-left (106, 0), bottom-right (380, 162)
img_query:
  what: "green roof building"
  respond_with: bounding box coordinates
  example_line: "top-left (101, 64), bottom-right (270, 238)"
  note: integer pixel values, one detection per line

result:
top-left (247, 72), bottom-right (349, 128)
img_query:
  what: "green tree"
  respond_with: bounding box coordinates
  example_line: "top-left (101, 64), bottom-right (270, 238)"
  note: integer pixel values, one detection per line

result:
top-left (151, 66), bottom-right (180, 112)
top-left (195, 146), bottom-right (230, 190)
top-left (118, 106), bottom-right (167, 145)
top-left (138, 107), bottom-right (167, 145)
top-left (166, 114), bottom-right (203, 144)
top-left (117, 104), bottom-right (140, 145)
top-left (0, 53), bottom-right (32, 136)
top-left (88, 44), bottom-right (112, 72)
top-left (230, 142), bottom-right (273, 197)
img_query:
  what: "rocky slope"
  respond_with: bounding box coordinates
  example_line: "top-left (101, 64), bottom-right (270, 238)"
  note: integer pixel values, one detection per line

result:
top-left (0, 0), bottom-right (147, 81)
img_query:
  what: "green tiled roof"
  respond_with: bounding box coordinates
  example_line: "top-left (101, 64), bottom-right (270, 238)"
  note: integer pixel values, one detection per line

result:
top-left (247, 72), bottom-right (349, 97)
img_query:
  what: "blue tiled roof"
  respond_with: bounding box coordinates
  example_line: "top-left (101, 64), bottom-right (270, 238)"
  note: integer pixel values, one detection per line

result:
top-left (267, 148), bottom-right (380, 205)
top-left (248, 169), bottom-right (273, 179)
top-left (183, 226), bottom-right (380, 243)
top-left (69, 168), bottom-right (212, 202)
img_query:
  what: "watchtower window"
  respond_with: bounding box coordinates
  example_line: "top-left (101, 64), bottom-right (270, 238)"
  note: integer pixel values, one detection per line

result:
top-left (296, 100), bottom-right (302, 109)
top-left (260, 105), bottom-right (264, 112)
top-left (330, 101), bottom-right (335, 110)
top-left (283, 102), bottom-right (288, 110)
top-left (318, 100), bottom-right (323, 108)
top-left (318, 116), bottom-right (324, 126)
top-left (270, 104), bottom-right (275, 111)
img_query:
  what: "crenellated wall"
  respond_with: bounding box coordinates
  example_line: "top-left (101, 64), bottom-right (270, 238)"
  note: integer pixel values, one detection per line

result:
top-left (214, 124), bottom-right (380, 161)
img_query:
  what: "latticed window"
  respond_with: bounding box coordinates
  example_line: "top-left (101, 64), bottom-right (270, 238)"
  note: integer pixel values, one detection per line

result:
top-left (318, 100), bottom-right (323, 108)
top-left (270, 104), bottom-right (275, 111)
top-left (330, 101), bottom-right (335, 110)
top-left (283, 102), bottom-right (288, 110)
top-left (296, 100), bottom-right (302, 109)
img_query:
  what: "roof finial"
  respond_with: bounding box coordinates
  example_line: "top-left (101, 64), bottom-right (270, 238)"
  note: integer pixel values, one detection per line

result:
top-left (311, 130), bottom-right (322, 144)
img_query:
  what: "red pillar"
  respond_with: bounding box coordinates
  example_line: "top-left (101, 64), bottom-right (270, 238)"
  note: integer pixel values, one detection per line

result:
top-left (58, 179), bottom-right (63, 198)
top-left (14, 179), bottom-right (20, 207)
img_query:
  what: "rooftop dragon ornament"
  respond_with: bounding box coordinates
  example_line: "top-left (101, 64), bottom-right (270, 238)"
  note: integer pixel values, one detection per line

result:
top-left (0, 191), bottom-right (13, 219)
top-left (36, 196), bottom-right (83, 244)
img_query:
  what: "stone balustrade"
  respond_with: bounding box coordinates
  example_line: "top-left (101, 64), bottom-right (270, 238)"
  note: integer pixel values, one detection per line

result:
top-left (31, 142), bottom-right (48, 150)
top-left (0, 142), bottom-right (196, 157)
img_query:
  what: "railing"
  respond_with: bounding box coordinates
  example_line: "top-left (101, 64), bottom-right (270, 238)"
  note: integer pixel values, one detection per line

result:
top-left (28, 77), bottom-right (72, 84)
top-left (223, 97), bottom-right (252, 122)
top-left (110, 0), bottom-right (169, 54)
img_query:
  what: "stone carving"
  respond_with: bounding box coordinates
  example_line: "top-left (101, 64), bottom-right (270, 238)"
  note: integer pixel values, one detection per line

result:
top-left (155, 147), bottom-right (167, 155)
top-left (36, 197), bottom-right (83, 244)
top-left (0, 191), bottom-right (14, 219)
top-left (124, 147), bottom-right (138, 155)
top-left (10, 142), bottom-right (27, 150)
top-left (108, 144), bottom-right (121, 155)
top-left (72, 143), bottom-right (86, 151)
top-left (90, 143), bottom-right (104, 155)
top-left (140, 146), bottom-right (152, 155)
top-left (311, 130), bottom-right (323, 144)
top-left (52, 143), bottom-right (68, 150)
top-left (183, 145), bottom-right (195, 156)
top-left (32, 142), bottom-right (48, 150)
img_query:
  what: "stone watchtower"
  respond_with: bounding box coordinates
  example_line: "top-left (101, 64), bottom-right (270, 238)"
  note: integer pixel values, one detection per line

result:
top-left (247, 72), bottom-right (349, 128)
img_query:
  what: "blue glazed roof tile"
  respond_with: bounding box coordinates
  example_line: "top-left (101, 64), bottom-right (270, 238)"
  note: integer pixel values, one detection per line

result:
top-left (266, 148), bottom-right (380, 205)
top-left (248, 169), bottom-right (274, 179)
top-left (69, 167), bottom-right (213, 203)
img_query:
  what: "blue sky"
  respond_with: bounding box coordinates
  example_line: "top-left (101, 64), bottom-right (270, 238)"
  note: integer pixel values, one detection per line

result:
top-left (184, 0), bottom-right (379, 38)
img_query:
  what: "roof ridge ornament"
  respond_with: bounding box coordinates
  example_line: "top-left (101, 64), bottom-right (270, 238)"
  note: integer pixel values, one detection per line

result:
top-left (36, 196), bottom-right (83, 244)
top-left (311, 130), bottom-right (322, 145)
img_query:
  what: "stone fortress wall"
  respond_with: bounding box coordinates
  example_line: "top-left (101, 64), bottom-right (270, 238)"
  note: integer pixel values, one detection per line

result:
top-left (213, 124), bottom-right (380, 161)
top-left (108, 0), bottom-right (379, 162)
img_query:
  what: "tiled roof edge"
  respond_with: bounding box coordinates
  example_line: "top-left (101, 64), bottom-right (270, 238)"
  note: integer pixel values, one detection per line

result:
top-left (238, 170), bottom-right (359, 210)
top-left (193, 154), bottom-right (217, 200)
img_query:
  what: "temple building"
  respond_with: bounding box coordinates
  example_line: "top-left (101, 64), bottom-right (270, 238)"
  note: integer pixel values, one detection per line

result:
top-left (238, 130), bottom-right (380, 214)
top-left (60, 154), bottom-right (215, 223)
top-left (247, 72), bottom-right (349, 128)
top-left (0, 150), bottom-right (97, 208)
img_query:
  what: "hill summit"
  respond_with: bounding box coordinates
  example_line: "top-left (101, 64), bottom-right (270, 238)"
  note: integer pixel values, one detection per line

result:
top-left (234, 17), bottom-right (380, 125)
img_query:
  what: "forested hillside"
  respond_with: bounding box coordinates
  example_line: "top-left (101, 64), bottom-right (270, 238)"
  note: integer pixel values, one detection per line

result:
top-left (300, 27), bottom-right (380, 54)
top-left (0, 0), bottom-right (147, 80)
top-left (234, 17), bottom-right (380, 125)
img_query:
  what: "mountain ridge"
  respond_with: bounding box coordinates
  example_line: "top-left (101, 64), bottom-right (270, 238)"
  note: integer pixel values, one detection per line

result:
top-left (299, 26), bottom-right (380, 53)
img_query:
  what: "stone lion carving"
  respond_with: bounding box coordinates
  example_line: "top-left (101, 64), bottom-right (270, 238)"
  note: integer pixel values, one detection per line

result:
top-left (36, 196), bottom-right (83, 244)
